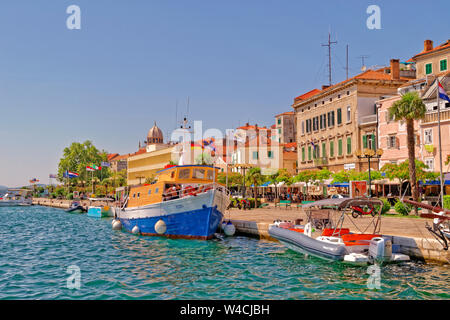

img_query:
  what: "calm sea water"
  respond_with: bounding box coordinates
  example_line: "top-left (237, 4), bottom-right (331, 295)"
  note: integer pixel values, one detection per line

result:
top-left (0, 205), bottom-right (448, 300)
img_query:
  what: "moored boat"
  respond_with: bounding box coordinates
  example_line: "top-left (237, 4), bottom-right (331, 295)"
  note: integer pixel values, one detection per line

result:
top-left (116, 165), bottom-right (230, 240)
top-left (269, 197), bottom-right (410, 265)
top-left (66, 201), bottom-right (86, 213)
top-left (0, 189), bottom-right (33, 207)
top-left (87, 198), bottom-right (115, 218)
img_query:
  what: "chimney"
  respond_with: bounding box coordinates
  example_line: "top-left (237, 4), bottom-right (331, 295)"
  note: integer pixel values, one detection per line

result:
top-left (424, 40), bottom-right (433, 52)
top-left (322, 85), bottom-right (330, 90)
top-left (390, 59), bottom-right (400, 80)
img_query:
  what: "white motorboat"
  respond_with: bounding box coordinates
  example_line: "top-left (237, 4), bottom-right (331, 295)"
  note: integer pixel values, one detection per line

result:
top-left (0, 189), bottom-right (33, 207)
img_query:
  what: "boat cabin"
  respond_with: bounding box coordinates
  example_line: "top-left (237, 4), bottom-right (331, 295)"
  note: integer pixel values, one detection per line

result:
top-left (126, 165), bottom-right (221, 208)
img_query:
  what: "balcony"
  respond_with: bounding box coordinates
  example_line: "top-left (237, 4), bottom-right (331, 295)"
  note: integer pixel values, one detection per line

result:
top-left (359, 114), bottom-right (377, 126)
top-left (314, 157), bottom-right (328, 167)
top-left (423, 109), bottom-right (450, 124)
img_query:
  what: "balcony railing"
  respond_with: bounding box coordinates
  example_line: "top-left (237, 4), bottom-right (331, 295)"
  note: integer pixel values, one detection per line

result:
top-left (359, 114), bottom-right (377, 125)
top-left (314, 157), bottom-right (328, 166)
top-left (423, 109), bottom-right (450, 123)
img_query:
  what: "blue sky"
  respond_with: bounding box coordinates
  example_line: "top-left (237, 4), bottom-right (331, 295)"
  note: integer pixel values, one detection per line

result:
top-left (1, 0), bottom-right (449, 187)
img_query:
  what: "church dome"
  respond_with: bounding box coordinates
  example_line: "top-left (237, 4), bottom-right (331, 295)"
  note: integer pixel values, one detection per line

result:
top-left (147, 121), bottom-right (163, 144)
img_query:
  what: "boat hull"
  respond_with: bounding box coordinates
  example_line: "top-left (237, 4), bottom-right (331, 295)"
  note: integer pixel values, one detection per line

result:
top-left (118, 190), bottom-right (227, 240)
top-left (269, 226), bottom-right (347, 261)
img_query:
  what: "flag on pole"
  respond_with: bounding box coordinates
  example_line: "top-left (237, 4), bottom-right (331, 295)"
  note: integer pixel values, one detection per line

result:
top-left (438, 80), bottom-right (450, 102)
top-left (29, 178), bottom-right (39, 183)
top-left (49, 174), bottom-right (57, 179)
top-left (86, 166), bottom-right (95, 172)
top-left (63, 171), bottom-right (79, 178)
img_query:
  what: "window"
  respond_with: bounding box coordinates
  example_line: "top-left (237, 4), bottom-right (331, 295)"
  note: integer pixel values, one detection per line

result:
top-left (322, 142), bottom-right (326, 157)
top-left (425, 63), bottom-right (432, 75)
top-left (314, 145), bottom-right (320, 159)
top-left (386, 110), bottom-right (394, 122)
top-left (302, 147), bottom-right (305, 161)
top-left (346, 137), bottom-right (352, 155)
top-left (207, 170), bottom-right (214, 180)
top-left (425, 158), bottom-right (434, 171)
top-left (178, 168), bottom-right (190, 179)
top-left (308, 146), bottom-right (312, 160)
top-left (155, 188), bottom-right (159, 193)
top-left (328, 111), bottom-right (335, 127)
top-left (137, 192), bottom-right (140, 198)
top-left (347, 91), bottom-right (350, 95)
top-left (330, 141), bottom-right (334, 157)
top-left (440, 59), bottom-right (447, 72)
top-left (278, 128), bottom-right (281, 134)
top-left (347, 106), bottom-right (351, 122)
top-left (337, 108), bottom-right (342, 125)
top-left (193, 168), bottom-right (206, 179)
top-left (301, 121), bottom-right (305, 134)
top-left (424, 129), bottom-right (433, 144)
top-left (338, 139), bottom-right (343, 156)
top-left (148, 189), bottom-right (152, 195)
top-left (268, 151), bottom-right (273, 159)
top-left (277, 118), bottom-right (281, 125)
top-left (363, 134), bottom-right (376, 150)
top-left (387, 135), bottom-right (396, 149)
top-left (133, 193), bottom-right (136, 198)
top-left (252, 151), bottom-right (259, 160)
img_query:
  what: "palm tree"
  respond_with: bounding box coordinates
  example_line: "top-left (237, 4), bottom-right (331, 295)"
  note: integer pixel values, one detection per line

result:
top-left (246, 167), bottom-right (263, 208)
top-left (389, 92), bottom-right (426, 206)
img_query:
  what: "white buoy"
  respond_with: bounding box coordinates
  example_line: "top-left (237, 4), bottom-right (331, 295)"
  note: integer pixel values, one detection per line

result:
top-left (112, 220), bottom-right (122, 230)
top-left (154, 219), bottom-right (167, 234)
top-left (111, 219), bottom-right (116, 226)
top-left (132, 225), bottom-right (140, 234)
top-left (223, 222), bottom-right (236, 237)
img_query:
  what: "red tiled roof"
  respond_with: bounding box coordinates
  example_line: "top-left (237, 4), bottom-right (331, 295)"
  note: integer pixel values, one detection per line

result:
top-left (275, 111), bottom-right (294, 117)
top-left (413, 40), bottom-right (450, 59)
top-left (293, 69), bottom-right (409, 105)
top-left (107, 153), bottom-right (119, 161)
top-left (294, 89), bottom-right (321, 102)
top-left (283, 142), bottom-right (297, 148)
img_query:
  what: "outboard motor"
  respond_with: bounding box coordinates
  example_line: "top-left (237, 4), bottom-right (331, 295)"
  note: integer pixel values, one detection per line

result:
top-left (369, 237), bottom-right (392, 263)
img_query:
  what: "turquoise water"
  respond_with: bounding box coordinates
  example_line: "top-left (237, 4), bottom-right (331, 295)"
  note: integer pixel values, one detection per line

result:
top-left (0, 206), bottom-right (449, 300)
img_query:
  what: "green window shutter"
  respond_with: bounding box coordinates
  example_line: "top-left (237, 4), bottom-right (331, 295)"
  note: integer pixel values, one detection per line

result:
top-left (338, 139), bottom-right (342, 156)
top-left (347, 137), bottom-right (352, 154)
top-left (426, 63), bottom-right (432, 75)
top-left (363, 135), bottom-right (367, 149)
top-left (371, 134), bottom-right (376, 150)
top-left (302, 147), bottom-right (305, 161)
top-left (337, 108), bottom-right (342, 124)
top-left (278, 118), bottom-right (281, 124)
top-left (268, 151), bottom-right (273, 158)
top-left (253, 151), bottom-right (258, 159)
top-left (308, 146), bottom-right (311, 160)
top-left (330, 141), bottom-right (334, 157)
top-left (440, 59), bottom-right (447, 71)
top-left (322, 142), bottom-right (326, 157)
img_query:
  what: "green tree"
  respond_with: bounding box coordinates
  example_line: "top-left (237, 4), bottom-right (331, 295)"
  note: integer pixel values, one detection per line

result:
top-left (58, 141), bottom-right (110, 188)
top-left (389, 92), bottom-right (426, 204)
top-left (246, 167), bottom-right (264, 208)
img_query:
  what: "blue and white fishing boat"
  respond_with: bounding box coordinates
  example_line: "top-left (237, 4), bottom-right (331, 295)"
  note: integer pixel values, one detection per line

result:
top-left (115, 165), bottom-right (230, 240)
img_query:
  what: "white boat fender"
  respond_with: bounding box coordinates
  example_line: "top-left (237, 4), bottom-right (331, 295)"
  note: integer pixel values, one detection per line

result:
top-left (154, 219), bottom-right (167, 235)
top-left (132, 225), bottom-right (140, 235)
top-left (112, 219), bottom-right (116, 226)
top-left (304, 223), bottom-right (312, 237)
top-left (223, 221), bottom-right (236, 237)
top-left (112, 220), bottom-right (122, 230)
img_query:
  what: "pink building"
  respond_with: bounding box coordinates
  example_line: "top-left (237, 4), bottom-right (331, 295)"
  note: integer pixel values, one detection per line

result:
top-left (377, 95), bottom-right (421, 168)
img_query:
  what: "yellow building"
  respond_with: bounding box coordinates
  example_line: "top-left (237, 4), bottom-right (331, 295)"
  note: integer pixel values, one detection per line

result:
top-left (413, 39), bottom-right (450, 79)
top-left (127, 123), bottom-right (176, 185)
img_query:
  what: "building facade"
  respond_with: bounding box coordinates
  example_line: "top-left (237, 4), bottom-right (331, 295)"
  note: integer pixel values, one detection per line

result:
top-left (413, 39), bottom-right (450, 79)
top-left (293, 59), bottom-right (410, 173)
top-left (274, 111), bottom-right (297, 143)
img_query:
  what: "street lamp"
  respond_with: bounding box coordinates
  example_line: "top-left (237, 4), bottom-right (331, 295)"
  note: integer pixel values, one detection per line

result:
top-left (355, 148), bottom-right (383, 197)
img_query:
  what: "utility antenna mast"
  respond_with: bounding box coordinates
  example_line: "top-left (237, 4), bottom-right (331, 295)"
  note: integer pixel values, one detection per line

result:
top-left (322, 32), bottom-right (337, 86)
top-left (358, 55), bottom-right (369, 71)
